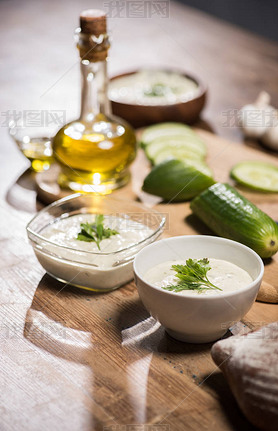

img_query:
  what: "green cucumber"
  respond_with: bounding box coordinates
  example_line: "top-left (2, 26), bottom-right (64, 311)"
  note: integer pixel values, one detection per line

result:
top-left (153, 148), bottom-right (203, 165)
top-left (142, 159), bottom-right (215, 202)
top-left (145, 135), bottom-right (206, 163)
top-left (141, 122), bottom-right (199, 147)
top-left (231, 161), bottom-right (278, 193)
top-left (190, 182), bottom-right (278, 258)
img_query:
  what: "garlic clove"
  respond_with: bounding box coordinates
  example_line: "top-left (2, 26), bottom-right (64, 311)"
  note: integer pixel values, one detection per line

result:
top-left (239, 91), bottom-right (275, 139)
top-left (262, 110), bottom-right (278, 151)
top-left (254, 91), bottom-right (271, 108)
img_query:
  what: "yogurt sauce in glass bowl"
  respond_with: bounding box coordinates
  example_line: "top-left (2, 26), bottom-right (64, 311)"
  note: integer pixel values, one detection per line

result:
top-left (41, 214), bottom-right (154, 267)
top-left (27, 194), bottom-right (165, 292)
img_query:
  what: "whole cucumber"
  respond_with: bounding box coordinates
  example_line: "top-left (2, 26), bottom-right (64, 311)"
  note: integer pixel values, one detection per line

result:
top-left (190, 183), bottom-right (278, 258)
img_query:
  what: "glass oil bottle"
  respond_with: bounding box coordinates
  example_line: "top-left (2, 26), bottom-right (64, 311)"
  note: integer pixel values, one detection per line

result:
top-left (52, 10), bottom-right (137, 193)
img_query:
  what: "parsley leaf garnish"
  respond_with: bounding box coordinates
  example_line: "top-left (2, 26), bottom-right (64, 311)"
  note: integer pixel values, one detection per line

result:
top-left (76, 214), bottom-right (118, 250)
top-left (162, 258), bottom-right (222, 293)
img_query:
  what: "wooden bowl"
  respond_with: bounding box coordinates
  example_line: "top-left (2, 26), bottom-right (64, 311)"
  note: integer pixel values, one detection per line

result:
top-left (109, 70), bottom-right (207, 128)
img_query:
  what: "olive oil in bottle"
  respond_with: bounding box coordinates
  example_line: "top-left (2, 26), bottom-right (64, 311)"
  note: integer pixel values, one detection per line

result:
top-left (52, 10), bottom-right (137, 193)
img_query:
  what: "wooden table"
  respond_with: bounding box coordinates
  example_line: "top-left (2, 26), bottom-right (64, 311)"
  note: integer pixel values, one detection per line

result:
top-left (1, 1), bottom-right (278, 430)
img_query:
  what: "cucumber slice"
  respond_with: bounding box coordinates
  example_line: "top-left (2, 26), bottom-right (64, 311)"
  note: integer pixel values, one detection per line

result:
top-left (191, 182), bottom-right (278, 258)
top-left (141, 122), bottom-right (199, 147)
top-left (153, 148), bottom-right (203, 165)
top-left (142, 159), bottom-right (215, 202)
top-left (231, 161), bottom-right (278, 192)
top-left (145, 135), bottom-right (206, 163)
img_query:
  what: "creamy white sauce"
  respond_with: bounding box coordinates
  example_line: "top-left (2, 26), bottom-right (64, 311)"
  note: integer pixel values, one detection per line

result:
top-left (144, 258), bottom-right (253, 295)
top-left (35, 214), bottom-right (154, 290)
top-left (109, 70), bottom-right (199, 106)
top-left (41, 214), bottom-right (152, 256)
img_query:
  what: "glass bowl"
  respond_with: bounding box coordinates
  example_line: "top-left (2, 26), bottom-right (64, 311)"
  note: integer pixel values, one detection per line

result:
top-left (26, 193), bottom-right (165, 292)
top-left (9, 121), bottom-right (57, 172)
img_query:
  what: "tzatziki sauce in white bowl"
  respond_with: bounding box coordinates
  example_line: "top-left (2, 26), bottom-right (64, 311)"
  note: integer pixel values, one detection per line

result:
top-left (133, 235), bottom-right (264, 343)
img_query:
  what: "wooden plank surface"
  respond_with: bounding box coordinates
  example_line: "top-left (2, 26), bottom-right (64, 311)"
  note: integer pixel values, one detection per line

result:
top-left (1, 1), bottom-right (278, 430)
top-left (2, 128), bottom-right (278, 431)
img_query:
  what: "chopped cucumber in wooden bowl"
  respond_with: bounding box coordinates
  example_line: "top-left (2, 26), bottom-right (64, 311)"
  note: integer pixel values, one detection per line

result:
top-left (142, 159), bottom-right (215, 202)
top-left (231, 161), bottom-right (278, 192)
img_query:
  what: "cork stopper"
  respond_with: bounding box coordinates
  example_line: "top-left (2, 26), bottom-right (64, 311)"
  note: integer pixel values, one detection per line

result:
top-left (80, 9), bottom-right (107, 35)
top-left (78, 9), bottom-right (109, 62)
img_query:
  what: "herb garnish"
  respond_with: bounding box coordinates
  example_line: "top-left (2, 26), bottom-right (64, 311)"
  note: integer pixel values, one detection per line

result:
top-left (76, 214), bottom-right (118, 250)
top-left (144, 83), bottom-right (169, 97)
top-left (162, 258), bottom-right (222, 293)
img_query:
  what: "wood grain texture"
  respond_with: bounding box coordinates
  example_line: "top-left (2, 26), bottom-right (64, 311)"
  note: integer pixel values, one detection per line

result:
top-left (3, 131), bottom-right (278, 431)
top-left (1, 1), bottom-right (278, 430)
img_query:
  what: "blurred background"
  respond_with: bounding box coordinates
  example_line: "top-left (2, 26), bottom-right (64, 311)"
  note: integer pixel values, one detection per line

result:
top-left (1, 0), bottom-right (278, 185)
top-left (179, 0), bottom-right (278, 42)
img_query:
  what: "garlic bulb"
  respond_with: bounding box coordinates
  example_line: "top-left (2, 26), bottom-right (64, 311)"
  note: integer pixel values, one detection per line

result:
top-left (239, 92), bottom-right (275, 138)
top-left (262, 110), bottom-right (278, 151)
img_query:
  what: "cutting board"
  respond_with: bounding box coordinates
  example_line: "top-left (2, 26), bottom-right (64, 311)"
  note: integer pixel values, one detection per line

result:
top-left (36, 129), bottom-right (278, 302)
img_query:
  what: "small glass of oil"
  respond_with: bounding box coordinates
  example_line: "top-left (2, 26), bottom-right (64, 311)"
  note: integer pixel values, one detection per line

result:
top-left (9, 121), bottom-right (56, 172)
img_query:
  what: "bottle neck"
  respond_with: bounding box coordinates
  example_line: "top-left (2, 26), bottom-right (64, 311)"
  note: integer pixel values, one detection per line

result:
top-left (80, 59), bottom-right (111, 122)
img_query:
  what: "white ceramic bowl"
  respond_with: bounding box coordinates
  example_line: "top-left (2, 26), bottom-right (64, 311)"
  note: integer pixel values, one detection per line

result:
top-left (133, 235), bottom-right (264, 343)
